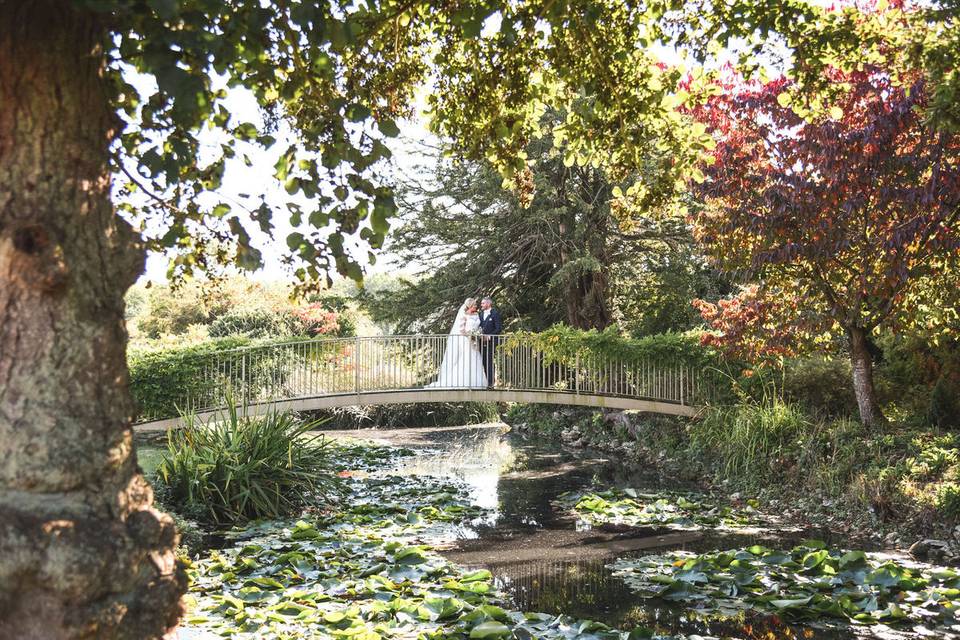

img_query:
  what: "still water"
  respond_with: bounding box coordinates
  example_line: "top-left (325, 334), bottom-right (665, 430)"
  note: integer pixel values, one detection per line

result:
top-left (138, 423), bottom-right (942, 639)
top-left (348, 423), bottom-right (932, 640)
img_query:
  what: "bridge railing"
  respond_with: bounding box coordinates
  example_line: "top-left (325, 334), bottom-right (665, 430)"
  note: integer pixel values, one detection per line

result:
top-left (133, 333), bottom-right (709, 423)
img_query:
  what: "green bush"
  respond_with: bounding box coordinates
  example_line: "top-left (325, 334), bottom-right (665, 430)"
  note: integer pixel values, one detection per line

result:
top-left (129, 336), bottom-right (252, 421)
top-left (208, 309), bottom-right (295, 339)
top-left (781, 356), bottom-right (858, 418)
top-left (876, 333), bottom-right (960, 422)
top-left (154, 407), bottom-right (338, 524)
top-left (928, 368), bottom-right (960, 429)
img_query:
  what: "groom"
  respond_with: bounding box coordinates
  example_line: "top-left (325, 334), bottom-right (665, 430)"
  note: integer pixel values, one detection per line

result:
top-left (478, 296), bottom-right (503, 389)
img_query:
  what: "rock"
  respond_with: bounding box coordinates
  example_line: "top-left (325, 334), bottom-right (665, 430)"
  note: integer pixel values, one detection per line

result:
top-left (883, 531), bottom-right (899, 546)
top-left (603, 411), bottom-right (632, 430)
top-left (729, 492), bottom-right (742, 502)
top-left (909, 538), bottom-right (952, 561)
top-left (560, 427), bottom-right (582, 445)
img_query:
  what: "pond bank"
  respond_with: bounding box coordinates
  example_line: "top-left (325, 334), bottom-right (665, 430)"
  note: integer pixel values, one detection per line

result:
top-left (503, 404), bottom-right (960, 565)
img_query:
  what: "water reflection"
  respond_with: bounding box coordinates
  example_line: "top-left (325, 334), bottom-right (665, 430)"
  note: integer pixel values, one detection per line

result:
top-left (384, 424), bottom-right (939, 640)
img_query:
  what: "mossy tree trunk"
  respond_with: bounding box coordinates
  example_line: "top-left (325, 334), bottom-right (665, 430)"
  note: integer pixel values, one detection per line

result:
top-left (0, 3), bottom-right (185, 638)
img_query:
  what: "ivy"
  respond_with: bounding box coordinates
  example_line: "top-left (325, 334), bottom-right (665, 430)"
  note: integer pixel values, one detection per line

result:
top-left (503, 326), bottom-right (739, 403)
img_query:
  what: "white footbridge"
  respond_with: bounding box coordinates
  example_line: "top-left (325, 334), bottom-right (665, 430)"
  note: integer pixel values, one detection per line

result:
top-left (134, 334), bottom-right (709, 429)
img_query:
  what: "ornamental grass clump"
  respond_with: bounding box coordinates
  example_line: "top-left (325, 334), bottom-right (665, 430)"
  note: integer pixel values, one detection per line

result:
top-left (154, 405), bottom-right (338, 524)
top-left (691, 396), bottom-right (810, 488)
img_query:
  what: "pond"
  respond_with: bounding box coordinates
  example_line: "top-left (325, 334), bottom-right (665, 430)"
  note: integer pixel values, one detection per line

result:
top-left (141, 423), bottom-right (960, 639)
top-left (334, 425), bottom-right (894, 639)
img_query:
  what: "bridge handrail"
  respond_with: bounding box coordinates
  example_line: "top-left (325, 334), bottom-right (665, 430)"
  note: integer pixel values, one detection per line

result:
top-left (130, 332), bottom-right (713, 424)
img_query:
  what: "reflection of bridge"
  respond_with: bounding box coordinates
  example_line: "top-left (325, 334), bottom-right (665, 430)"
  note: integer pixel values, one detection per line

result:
top-left (134, 334), bottom-right (708, 429)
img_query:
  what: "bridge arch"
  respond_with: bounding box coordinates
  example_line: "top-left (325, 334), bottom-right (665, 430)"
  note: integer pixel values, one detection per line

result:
top-left (132, 334), bottom-right (708, 430)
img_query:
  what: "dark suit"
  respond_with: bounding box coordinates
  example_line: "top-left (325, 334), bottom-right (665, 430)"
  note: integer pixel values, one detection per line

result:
top-left (478, 307), bottom-right (503, 388)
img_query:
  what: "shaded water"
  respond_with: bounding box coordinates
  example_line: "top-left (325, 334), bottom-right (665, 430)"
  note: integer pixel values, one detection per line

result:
top-left (138, 423), bottom-right (936, 639)
top-left (354, 423), bottom-right (921, 640)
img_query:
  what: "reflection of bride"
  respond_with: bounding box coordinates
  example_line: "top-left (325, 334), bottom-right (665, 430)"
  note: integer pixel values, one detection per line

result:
top-left (428, 297), bottom-right (488, 389)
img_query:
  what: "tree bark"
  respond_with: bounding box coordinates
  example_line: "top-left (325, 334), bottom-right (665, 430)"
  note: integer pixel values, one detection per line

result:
top-left (847, 326), bottom-right (886, 429)
top-left (0, 3), bottom-right (186, 638)
top-left (559, 205), bottom-right (613, 331)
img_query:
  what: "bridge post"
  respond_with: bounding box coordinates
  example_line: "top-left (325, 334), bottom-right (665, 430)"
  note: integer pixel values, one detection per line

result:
top-left (574, 352), bottom-right (580, 395)
top-left (240, 351), bottom-right (247, 406)
top-left (679, 364), bottom-right (685, 406)
top-left (354, 336), bottom-right (361, 396)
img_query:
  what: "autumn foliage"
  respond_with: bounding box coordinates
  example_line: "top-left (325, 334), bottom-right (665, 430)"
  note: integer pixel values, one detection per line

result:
top-left (291, 303), bottom-right (342, 336)
top-left (691, 67), bottom-right (960, 425)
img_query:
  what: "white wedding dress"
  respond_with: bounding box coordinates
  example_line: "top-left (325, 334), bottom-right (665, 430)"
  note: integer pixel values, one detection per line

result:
top-left (428, 307), bottom-right (488, 388)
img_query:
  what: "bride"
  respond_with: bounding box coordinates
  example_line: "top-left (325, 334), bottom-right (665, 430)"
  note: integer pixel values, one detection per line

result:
top-left (428, 297), bottom-right (488, 388)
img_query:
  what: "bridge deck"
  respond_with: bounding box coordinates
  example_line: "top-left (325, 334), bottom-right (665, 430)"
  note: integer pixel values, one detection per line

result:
top-left (131, 333), bottom-right (707, 430)
top-left (134, 388), bottom-right (697, 432)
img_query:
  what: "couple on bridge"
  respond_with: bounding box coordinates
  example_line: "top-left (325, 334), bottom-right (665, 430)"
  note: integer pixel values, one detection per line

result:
top-left (428, 296), bottom-right (503, 389)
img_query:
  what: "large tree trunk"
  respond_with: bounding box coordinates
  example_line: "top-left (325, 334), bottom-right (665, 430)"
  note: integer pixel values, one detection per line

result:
top-left (0, 3), bottom-right (185, 638)
top-left (558, 209), bottom-right (613, 331)
top-left (565, 270), bottom-right (613, 330)
top-left (847, 326), bottom-right (886, 428)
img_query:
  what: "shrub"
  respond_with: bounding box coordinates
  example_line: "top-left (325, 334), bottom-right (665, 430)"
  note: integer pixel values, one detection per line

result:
top-left (928, 368), bottom-right (960, 429)
top-left (128, 336), bottom-right (253, 421)
top-left (154, 407), bottom-right (338, 524)
top-left (876, 333), bottom-right (960, 422)
top-left (289, 303), bottom-right (343, 336)
top-left (209, 309), bottom-right (295, 339)
top-left (781, 356), bottom-right (858, 418)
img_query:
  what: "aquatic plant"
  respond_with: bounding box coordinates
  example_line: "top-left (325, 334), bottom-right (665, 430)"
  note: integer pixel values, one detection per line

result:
top-left (611, 540), bottom-right (960, 631)
top-left (155, 406), bottom-right (338, 524)
top-left (181, 442), bottom-right (693, 640)
top-left (558, 488), bottom-right (758, 530)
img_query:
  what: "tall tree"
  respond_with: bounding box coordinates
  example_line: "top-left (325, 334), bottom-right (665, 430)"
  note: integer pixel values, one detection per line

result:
top-left (374, 137), bottom-right (692, 333)
top-left (692, 69), bottom-right (960, 427)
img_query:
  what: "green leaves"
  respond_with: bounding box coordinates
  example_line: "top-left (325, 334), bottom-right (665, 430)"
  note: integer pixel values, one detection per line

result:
top-left (612, 541), bottom-right (960, 631)
top-left (559, 487), bottom-right (758, 530)
top-left (181, 440), bottom-right (662, 640)
top-left (345, 103), bottom-right (371, 123)
top-left (377, 118), bottom-right (401, 137)
top-left (469, 621), bottom-right (511, 638)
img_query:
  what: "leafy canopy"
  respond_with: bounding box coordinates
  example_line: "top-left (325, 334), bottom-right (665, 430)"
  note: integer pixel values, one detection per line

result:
top-left (692, 67), bottom-right (960, 357)
top-left (377, 127), bottom-right (699, 334)
top-left (79, 0), bottom-right (959, 288)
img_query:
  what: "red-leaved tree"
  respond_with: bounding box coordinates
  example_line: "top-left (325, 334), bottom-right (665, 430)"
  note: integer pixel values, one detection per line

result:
top-left (692, 68), bottom-right (960, 427)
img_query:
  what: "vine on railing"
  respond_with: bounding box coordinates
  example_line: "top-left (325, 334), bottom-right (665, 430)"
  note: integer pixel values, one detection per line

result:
top-left (129, 330), bottom-right (724, 423)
